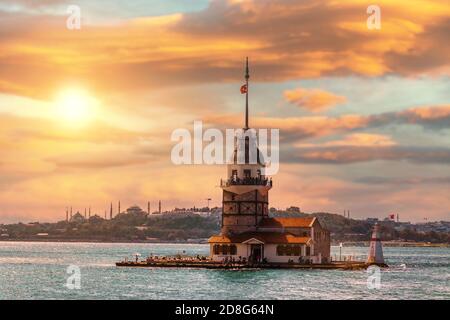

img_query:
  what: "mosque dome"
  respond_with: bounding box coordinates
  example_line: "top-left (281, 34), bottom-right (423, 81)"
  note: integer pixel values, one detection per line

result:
top-left (231, 132), bottom-right (265, 166)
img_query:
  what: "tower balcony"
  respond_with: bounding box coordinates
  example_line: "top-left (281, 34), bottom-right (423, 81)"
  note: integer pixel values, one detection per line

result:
top-left (220, 177), bottom-right (272, 188)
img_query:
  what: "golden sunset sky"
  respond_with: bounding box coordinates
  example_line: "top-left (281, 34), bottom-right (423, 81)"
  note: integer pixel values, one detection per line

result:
top-left (0, 0), bottom-right (449, 223)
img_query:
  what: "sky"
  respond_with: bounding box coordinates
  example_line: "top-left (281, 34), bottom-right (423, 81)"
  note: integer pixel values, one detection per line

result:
top-left (0, 0), bottom-right (449, 223)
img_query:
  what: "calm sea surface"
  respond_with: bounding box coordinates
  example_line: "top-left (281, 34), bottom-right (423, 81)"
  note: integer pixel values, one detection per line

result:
top-left (0, 241), bottom-right (448, 300)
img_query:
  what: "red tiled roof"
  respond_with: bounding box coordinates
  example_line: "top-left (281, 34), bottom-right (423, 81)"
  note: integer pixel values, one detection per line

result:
top-left (258, 217), bottom-right (315, 228)
top-left (208, 232), bottom-right (311, 244)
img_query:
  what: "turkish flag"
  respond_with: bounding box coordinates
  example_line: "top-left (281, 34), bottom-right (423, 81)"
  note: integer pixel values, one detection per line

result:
top-left (240, 84), bottom-right (247, 94)
top-left (389, 214), bottom-right (395, 220)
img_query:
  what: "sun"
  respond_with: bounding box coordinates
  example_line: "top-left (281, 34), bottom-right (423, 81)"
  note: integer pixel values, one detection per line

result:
top-left (54, 88), bottom-right (99, 125)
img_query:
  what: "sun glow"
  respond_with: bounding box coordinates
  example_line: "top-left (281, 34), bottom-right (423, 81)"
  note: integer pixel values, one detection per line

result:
top-left (54, 88), bottom-right (99, 125)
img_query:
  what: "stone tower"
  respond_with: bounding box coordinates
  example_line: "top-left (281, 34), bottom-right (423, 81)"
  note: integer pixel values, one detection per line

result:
top-left (220, 58), bottom-right (272, 235)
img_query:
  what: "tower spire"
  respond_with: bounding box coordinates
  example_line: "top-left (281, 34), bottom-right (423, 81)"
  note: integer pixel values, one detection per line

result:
top-left (245, 57), bottom-right (249, 130)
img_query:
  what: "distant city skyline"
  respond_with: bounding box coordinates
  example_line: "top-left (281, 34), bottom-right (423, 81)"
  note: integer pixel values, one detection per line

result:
top-left (0, 0), bottom-right (449, 223)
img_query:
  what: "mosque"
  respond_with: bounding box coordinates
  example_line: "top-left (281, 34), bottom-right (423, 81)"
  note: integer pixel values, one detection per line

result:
top-left (208, 59), bottom-right (331, 264)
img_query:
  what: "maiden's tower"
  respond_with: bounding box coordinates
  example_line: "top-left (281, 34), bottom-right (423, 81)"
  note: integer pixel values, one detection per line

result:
top-left (208, 59), bottom-right (331, 264)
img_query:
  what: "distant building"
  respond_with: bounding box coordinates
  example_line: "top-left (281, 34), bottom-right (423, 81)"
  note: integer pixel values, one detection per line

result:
top-left (286, 206), bottom-right (301, 214)
top-left (89, 215), bottom-right (104, 223)
top-left (125, 205), bottom-right (147, 215)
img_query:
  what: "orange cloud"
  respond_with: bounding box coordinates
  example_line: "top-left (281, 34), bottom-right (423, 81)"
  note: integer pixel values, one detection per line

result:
top-left (401, 104), bottom-right (450, 120)
top-left (205, 104), bottom-right (450, 142)
top-left (284, 87), bottom-right (347, 112)
top-left (0, 0), bottom-right (449, 100)
top-left (288, 146), bottom-right (450, 164)
top-left (296, 133), bottom-right (396, 147)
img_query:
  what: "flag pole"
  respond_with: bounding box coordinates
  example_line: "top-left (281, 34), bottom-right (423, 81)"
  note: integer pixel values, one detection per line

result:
top-left (245, 57), bottom-right (249, 130)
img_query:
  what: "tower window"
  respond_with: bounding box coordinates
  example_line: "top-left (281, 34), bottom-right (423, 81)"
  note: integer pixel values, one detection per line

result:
top-left (244, 169), bottom-right (251, 178)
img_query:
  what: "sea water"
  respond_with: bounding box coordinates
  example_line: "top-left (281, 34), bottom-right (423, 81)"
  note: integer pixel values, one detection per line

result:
top-left (0, 241), bottom-right (448, 299)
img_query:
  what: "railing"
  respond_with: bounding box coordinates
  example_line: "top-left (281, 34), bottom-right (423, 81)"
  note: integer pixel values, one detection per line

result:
top-left (220, 177), bottom-right (272, 187)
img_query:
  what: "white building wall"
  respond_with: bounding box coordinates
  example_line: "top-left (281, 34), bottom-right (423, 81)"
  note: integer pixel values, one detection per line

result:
top-left (210, 243), bottom-right (320, 263)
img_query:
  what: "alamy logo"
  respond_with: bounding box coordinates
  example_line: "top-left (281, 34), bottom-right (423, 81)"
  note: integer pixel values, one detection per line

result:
top-left (171, 121), bottom-right (280, 175)
top-left (66, 5), bottom-right (81, 30)
top-left (367, 5), bottom-right (381, 30)
top-left (366, 265), bottom-right (381, 289)
top-left (65, 265), bottom-right (81, 290)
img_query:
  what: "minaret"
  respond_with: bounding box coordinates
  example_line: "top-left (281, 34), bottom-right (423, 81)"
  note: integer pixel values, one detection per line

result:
top-left (70, 206), bottom-right (73, 220)
top-left (88, 207), bottom-right (91, 218)
top-left (84, 208), bottom-right (87, 218)
top-left (110, 203), bottom-right (113, 220)
top-left (66, 207), bottom-right (69, 222)
top-left (147, 201), bottom-right (150, 215)
top-left (118, 201), bottom-right (121, 215)
top-left (220, 58), bottom-right (272, 235)
top-left (367, 223), bottom-right (386, 266)
top-left (158, 200), bottom-right (161, 214)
